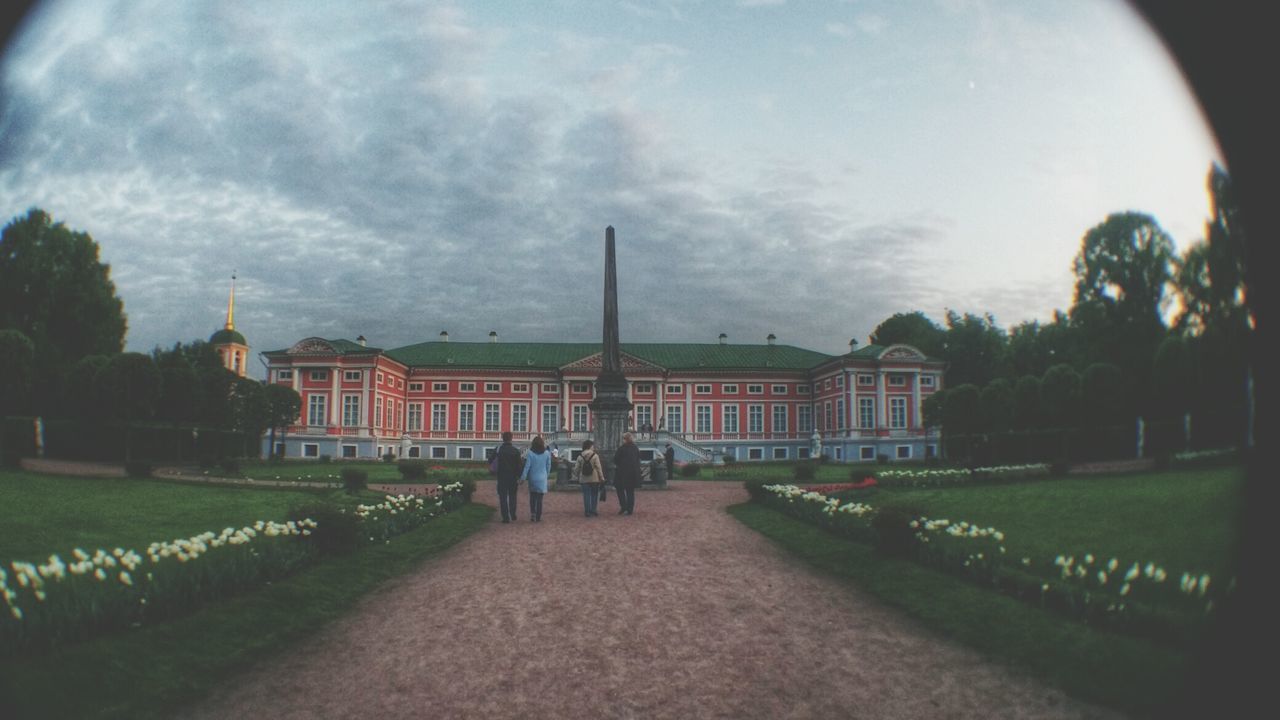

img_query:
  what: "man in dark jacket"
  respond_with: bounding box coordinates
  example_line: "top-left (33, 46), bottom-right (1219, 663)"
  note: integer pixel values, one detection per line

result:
top-left (613, 432), bottom-right (642, 515)
top-left (495, 431), bottom-right (524, 523)
top-left (664, 443), bottom-right (675, 480)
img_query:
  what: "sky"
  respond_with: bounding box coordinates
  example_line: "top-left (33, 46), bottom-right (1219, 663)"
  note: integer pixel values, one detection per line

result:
top-left (0, 0), bottom-right (1222, 378)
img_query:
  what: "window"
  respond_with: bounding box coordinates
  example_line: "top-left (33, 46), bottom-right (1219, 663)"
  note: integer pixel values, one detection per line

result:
top-left (433, 382), bottom-right (449, 392)
top-left (771, 384), bottom-right (787, 394)
top-left (694, 384), bottom-right (712, 394)
top-left (396, 378), bottom-right (403, 389)
top-left (747, 384), bottom-right (763, 394)
top-left (861, 446), bottom-right (875, 461)
top-left (835, 376), bottom-right (844, 388)
top-left (772, 405), bottom-right (787, 433)
top-left (408, 446), bottom-right (421, 458)
top-left (797, 405), bottom-right (811, 432)
top-left (542, 383), bottom-right (559, 393)
top-left (889, 374), bottom-right (906, 387)
top-left (460, 382), bottom-right (476, 392)
top-left (927, 444), bottom-right (937, 458)
top-left (274, 442), bottom-right (285, 457)
top-left (457, 447), bottom-right (473, 460)
top-left (342, 445), bottom-right (357, 458)
top-left (512, 383), bottom-right (529, 393)
top-left (572, 383), bottom-right (590, 394)
top-left (395, 400), bottom-right (402, 429)
top-left (695, 405), bottom-right (712, 433)
top-left (859, 397), bottom-right (875, 428)
top-left (511, 404), bottom-right (529, 433)
top-left (634, 383), bottom-right (653, 394)
top-left (722, 405), bottom-right (739, 434)
top-left (823, 401), bottom-right (832, 430)
top-left (748, 447), bottom-right (764, 460)
top-left (484, 403), bottom-right (501, 432)
top-left (431, 403), bottom-right (447, 431)
top-left (858, 374), bottom-right (874, 386)
top-left (342, 395), bottom-right (360, 427)
top-left (798, 384), bottom-right (810, 395)
top-left (277, 369), bottom-right (293, 381)
top-left (430, 446), bottom-right (446, 459)
top-left (890, 397), bottom-right (907, 429)
top-left (303, 443), bottom-right (319, 458)
top-left (377, 372), bottom-right (385, 384)
top-left (896, 445), bottom-right (911, 459)
top-left (921, 375), bottom-right (936, 388)
top-left (665, 406), bottom-right (683, 433)
top-left (541, 404), bottom-right (559, 433)
top-left (375, 397), bottom-right (383, 427)
top-left (310, 370), bottom-right (329, 382)
top-left (409, 382), bottom-right (424, 392)
top-left (836, 398), bottom-right (845, 429)
top-left (798, 447), bottom-right (811, 459)
top-left (824, 379), bottom-right (831, 390)
top-left (722, 384), bottom-right (738, 394)
top-left (308, 395), bottom-right (327, 426)
top-left (635, 405), bottom-right (652, 431)
top-left (407, 402), bottom-right (423, 431)
top-left (772, 447), bottom-right (788, 460)
top-left (485, 382), bottom-right (501, 393)
top-left (835, 448), bottom-right (842, 460)
top-left (748, 405), bottom-right (764, 433)
top-left (572, 405), bottom-right (589, 431)
top-left (665, 384), bottom-right (683, 395)
top-left (458, 404), bottom-right (475, 431)
top-left (344, 370), bottom-right (362, 382)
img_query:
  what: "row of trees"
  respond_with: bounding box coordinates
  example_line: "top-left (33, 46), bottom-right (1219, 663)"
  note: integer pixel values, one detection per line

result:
top-left (874, 164), bottom-right (1249, 450)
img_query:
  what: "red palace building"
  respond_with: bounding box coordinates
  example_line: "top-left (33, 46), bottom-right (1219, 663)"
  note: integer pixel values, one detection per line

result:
top-left (256, 330), bottom-right (944, 465)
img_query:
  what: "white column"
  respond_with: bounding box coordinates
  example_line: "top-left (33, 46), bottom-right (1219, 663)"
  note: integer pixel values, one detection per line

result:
top-left (330, 368), bottom-right (340, 426)
top-left (362, 367), bottom-right (372, 437)
top-left (877, 369), bottom-right (887, 429)
top-left (912, 370), bottom-right (922, 431)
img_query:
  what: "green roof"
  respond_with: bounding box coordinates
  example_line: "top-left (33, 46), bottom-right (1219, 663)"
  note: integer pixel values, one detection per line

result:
top-left (262, 338), bottom-right (383, 356)
top-left (383, 341), bottom-right (833, 371)
top-left (210, 328), bottom-right (247, 346)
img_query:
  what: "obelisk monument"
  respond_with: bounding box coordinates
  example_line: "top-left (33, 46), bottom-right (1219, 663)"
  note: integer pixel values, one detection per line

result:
top-left (590, 226), bottom-right (633, 483)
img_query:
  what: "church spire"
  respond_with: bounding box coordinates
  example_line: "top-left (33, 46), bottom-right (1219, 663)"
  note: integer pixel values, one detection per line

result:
top-left (225, 271), bottom-right (237, 331)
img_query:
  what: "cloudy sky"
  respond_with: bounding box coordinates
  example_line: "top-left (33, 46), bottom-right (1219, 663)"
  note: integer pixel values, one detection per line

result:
top-left (0, 0), bottom-right (1220, 376)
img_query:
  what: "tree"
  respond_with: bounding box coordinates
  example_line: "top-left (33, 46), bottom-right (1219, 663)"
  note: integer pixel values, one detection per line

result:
top-left (978, 378), bottom-right (1015, 433)
top-left (1041, 364), bottom-right (1083, 429)
top-left (0, 329), bottom-right (35, 417)
top-left (229, 378), bottom-right (269, 456)
top-left (942, 384), bottom-right (980, 461)
top-left (1151, 336), bottom-right (1194, 419)
top-left (942, 311), bottom-right (1006, 388)
top-left (869, 311), bottom-right (946, 357)
top-left (0, 209), bottom-right (127, 413)
top-left (264, 384), bottom-right (302, 458)
top-left (98, 353), bottom-right (161, 462)
top-left (1013, 375), bottom-right (1043, 429)
top-left (1082, 363), bottom-right (1125, 426)
top-left (63, 355), bottom-right (111, 423)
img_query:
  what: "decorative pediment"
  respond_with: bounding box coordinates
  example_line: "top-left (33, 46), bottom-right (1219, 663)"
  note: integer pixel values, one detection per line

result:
top-left (561, 352), bottom-right (665, 373)
top-left (879, 344), bottom-right (925, 361)
top-left (288, 337), bottom-right (337, 355)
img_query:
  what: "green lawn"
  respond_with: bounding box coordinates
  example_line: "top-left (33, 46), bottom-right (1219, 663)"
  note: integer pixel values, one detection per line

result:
top-left (234, 459), bottom-right (488, 484)
top-left (729, 502), bottom-right (1195, 718)
top-left (0, 470), bottom-right (357, 562)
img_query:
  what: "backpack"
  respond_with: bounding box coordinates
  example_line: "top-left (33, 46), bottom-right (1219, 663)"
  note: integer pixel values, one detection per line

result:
top-left (580, 452), bottom-right (594, 477)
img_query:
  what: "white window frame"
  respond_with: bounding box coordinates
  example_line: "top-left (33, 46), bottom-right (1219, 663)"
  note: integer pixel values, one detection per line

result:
top-left (541, 404), bottom-right (559, 433)
top-left (433, 382), bottom-right (449, 392)
top-left (889, 374), bottom-right (906, 387)
top-left (748, 404), bottom-right (764, 433)
top-left (407, 402), bottom-right (423, 431)
top-left (460, 382), bottom-right (476, 393)
top-left (823, 401), bottom-right (832, 430)
top-left (431, 403), bottom-right (447, 431)
top-left (722, 384), bottom-right (738, 394)
top-left (572, 405), bottom-right (590, 431)
top-left (798, 384), bottom-right (810, 395)
top-left (694, 384), bottom-right (712, 395)
top-left (342, 444), bottom-right (357, 458)
top-left (859, 397), bottom-right (876, 429)
top-left (665, 405), bottom-right (683, 433)
top-left (457, 447), bottom-right (474, 460)
top-left (896, 444), bottom-right (912, 459)
top-left (511, 403), bottom-right (529, 433)
top-left (771, 384), bottom-right (787, 394)
top-left (303, 443), bottom-right (319, 458)
top-left (308, 395), bottom-right (327, 426)
top-left (722, 405), bottom-right (739, 434)
top-left (695, 404), bottom-right (712, 433)
top-left (860, 446), bottom-right (876, 461)
top-left (572, 383), bottom-right (590, 394)
top-left (408, 446), bottom-right (421, 458)
top-left (890, 397), bottom-right (907, 429)
top-left (747, 384), bottom-right (763, 395)
top-left (343, 370), bottom-right (362, 382)
top-left (458, 403), bottom-right (475, 432)
top-left (430, 446), bottom-right (447, 459)
top-left (484, 403), bottom-right (501, 432)
top-left (277, 369), bottom-right (293, 381)
top-left (921, 375), bottom-right (936, 388)
top-left (485, 382), bottom-right (501, 393)
top-left (512, 383), bottom-right (530, 393)
top-left (377, 371), bottom-right (385, 384)
top-left (310, 370), bottom-right (328, 382)
top-left (836, 376), bottom-right (844, 389)
top-left (635, 405), bottom-right (653, 430)
top-left (342, 395), bottom-right (361, 427)
top-left (772, 405), bottom-right (787, 433)
top-left (634, 383), bottom-right (654, 394)
top-left (747, 447), bottom-right (764, 461)
top-left (409, 382), bottom-right (424, 392)
top-left (375, 396), bottom-right (384, 427)
top-left (797, 405), bottom-right (812, 432)
top-left (772, 447), bottom-right (788, 460)
top-left (858, 374), bottom-right (874, 387)
top-left (836, 398), bottom-right (845, 429)
top-left (666, 384), bottom-right (684, 395)
top-left (542, 383), bottom-right (559, 394)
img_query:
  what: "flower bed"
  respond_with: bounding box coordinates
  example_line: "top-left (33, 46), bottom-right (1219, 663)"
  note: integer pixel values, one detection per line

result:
top-left (752, 482), bottom-right (1228, 645)
top-left (871, 463), bottom-right (1050, 488)
top-left (0, 483), bottom-right (472, 655)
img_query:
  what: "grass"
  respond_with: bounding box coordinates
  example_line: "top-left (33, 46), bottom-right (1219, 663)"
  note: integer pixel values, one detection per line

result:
top-left (0, 503), bottom-right (492, 720)
top-left (729, 501), bottom-right (1195, 717)
top-left (232, 459), bottom-right (488, 485)
top-left (0, 470), bottom-right (356, 561)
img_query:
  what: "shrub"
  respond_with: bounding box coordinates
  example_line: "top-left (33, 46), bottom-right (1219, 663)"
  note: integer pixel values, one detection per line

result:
top-left (679, 463), bottom-right (702, 477)
top-left (870, 507), bottom-right (919, 558)
top-left (288, 502), bottom-right (361, 556)
top-left (449, 476), bottom-right (477, 502)
top-left (398, 459), bottom-right (427, 480)
top-left (793, 462), bottom-right (817, 482)
top-left (383, 452), bottom-right (396, 463)
top-left (721, 454), bottom-right (735, 465)
top-left (743, 477), bottom-right (770, 501)
top-left (125, 461), bottom-right (152, 478)
top-left (1050, 459), bottom-right (1071, 476)
top-left (817, 453), bottom-right (831, 464)
top-left (876, 453), bottom-right (890, 464)
top-left (219, 458), bottom-right (241, 476)
top-left (318, 454), bottom-right (332, 464)
top-left (341, 468), bottom-right (368, 494)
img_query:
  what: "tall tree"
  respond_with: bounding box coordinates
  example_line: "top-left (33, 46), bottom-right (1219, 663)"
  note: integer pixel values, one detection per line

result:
top-left (1013, 375), bottom-right (1043, 429)
top-left (942, 311), bottom-right (1006, 388)
top-left (0, 329), bottom-right (35, 417)
top-left (1082, 363), bottom-right (1125, 426)
top-left (978, 378), bottom-right (1015, 433)
top-left (1041, 364), bottom-right (1083, 429)
top-left (264, 384), bottom-right (303, 458)
top-left (98, 353), bottom-right (161, 462)
top-left (0, 209), bottom-right (127, 412)
top-left (869, 311), bottom-right (946, 357)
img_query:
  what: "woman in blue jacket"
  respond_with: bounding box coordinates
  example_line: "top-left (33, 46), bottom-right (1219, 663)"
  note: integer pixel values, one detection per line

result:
top-left (519, 435), bottom-right (552, 522)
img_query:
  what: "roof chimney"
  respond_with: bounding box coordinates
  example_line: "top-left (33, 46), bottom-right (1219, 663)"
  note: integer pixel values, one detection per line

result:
top-left (356, 335), bottom-right (367, 347)
top-left (767, 333), bottom-right (776, 346)
top-left (718, 333), bottom-right (727, 345)
top-left (440, 330), bottom-right (449, 343)
top-left (489, 330), bottom-right (498, 343)
top-left (849, 338), bottom-right (858, 351)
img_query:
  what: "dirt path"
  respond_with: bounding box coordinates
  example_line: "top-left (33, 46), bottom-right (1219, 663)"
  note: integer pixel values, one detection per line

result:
top-left (180, 481), bottom-right (1114, 719)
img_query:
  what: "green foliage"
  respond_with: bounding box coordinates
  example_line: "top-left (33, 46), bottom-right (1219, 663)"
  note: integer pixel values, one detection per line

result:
top-left (1151, 336), bottom-right (1193, 418)
top-left (398, 459), bottom-right (427, 480)
top-left (943, 310), bottom-right (1007, 388)
top-left (0, 329), bottom-right (35, 417)
top-left (1082, 363), bottom-right (1125, 425)
top-left (793, 462), bottom-right (816, 482)
top-left (869, 311), bottom-right (945, 357)
top-left (219, 458), bottom-right (241, 476)
top-left (318, 454), bottom-right (332, 464)
top-left (1013, 375), bottom-right (1042, 429)
top-left (943, 384), bottom-right (980, 435)
top-left (869, 506), bottom-right (919, 557)
top-left (978, 378), bottom-right (1015, 432)
top-left (679, 462), bottom-right (702, 477)
top-left (98, 352), bottom-right (161, 423)
top-left (289, 502), bottom-right (361, 555)
top-left (922, 389), bottom-right (946, 429)
top-left (341, 468), bottom-right (368, 494)
top-left (1041, 364), bottom-right (1082, 428)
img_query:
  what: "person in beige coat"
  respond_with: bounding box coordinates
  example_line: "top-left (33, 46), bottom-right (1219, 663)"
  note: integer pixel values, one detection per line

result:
top-left (574, 439), bottom-right (606, 517)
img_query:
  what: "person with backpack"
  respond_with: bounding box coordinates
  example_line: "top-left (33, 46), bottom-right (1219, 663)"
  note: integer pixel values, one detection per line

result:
top-left (519, 435), bottom-right (553, 522)
top-left (574, 439), bottom-right (605, 517)
top-left (494, 431), bottom-right (524, 523)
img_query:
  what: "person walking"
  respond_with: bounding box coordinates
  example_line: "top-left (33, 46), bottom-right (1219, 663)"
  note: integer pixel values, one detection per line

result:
top-left (613, 432), bottom-right (641, 515)
top-left (664, 442), bottom-right (675, 480)
top-left (494, 431), bottom-right (524, 523)
top-left (520, 435), bottom-right (553, 522)
top-left (574, 439), bottom-right (605, 517)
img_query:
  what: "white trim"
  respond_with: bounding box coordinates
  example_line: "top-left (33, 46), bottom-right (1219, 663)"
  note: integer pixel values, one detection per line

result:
top-left (303, 443), bottom-right (319, 458)
top-left (747, 446), bottom-right (764, 460)
top-left (859, 446), bottom-right (875, 461)
top-left (430, 446), bottom-right (447, 459)
top-left (457, 447), bottom-right (474, 460)
top-left (771, 384), bottom-right (787, 394)
top-left (722, 384), bottom-right (738, 394)
top-left (896, 444), bottom-right (912, 459)
top-left (772, 447), bottom-right (788, 460)
top-left (433, 382), bottom-right (449, 392)
top-left (341, 444), bottom-right (357, 458)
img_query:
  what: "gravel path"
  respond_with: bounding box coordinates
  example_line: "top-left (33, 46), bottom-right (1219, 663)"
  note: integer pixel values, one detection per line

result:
top-left (180, 481), bottom-right (1116, 719)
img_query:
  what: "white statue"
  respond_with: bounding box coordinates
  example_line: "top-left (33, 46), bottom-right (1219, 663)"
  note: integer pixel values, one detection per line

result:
top-left (810, 430), bottom-right (822, 458)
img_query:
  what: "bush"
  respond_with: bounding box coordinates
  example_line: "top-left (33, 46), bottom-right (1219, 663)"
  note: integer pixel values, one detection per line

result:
top-left (721, 454), bottom-right (735, 465)
top-left (793, 462), bottom-right (817, 482)
top-left (817, 453), bottom-right (831, 464)
top-left (743, 477), bottom-right (770, 501)
top-left (1050, 459), bottom-right (1071, 476)
top-left (341, 468), bottom-right (368, 494)
top-left (318, 454), bottom-right (332, 464)
top-left (288, 502), bottom-right (361, 556)
top-left (876, 453), bottom-right (890, 464)
top-left (398, 459), bottom-right (427, 480)
top-left (679, 463), bottom-right (702, 477)
top-left (219, 458), bottom-right (241, 476)
top-left (125, 461), bottom-right (152, 478)
top-left (383, 452), bottom-right (395, 463)
top-left (448, 476), bottom-right (477, 502)
top-left (870, 507), bottom-right (919, 558)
